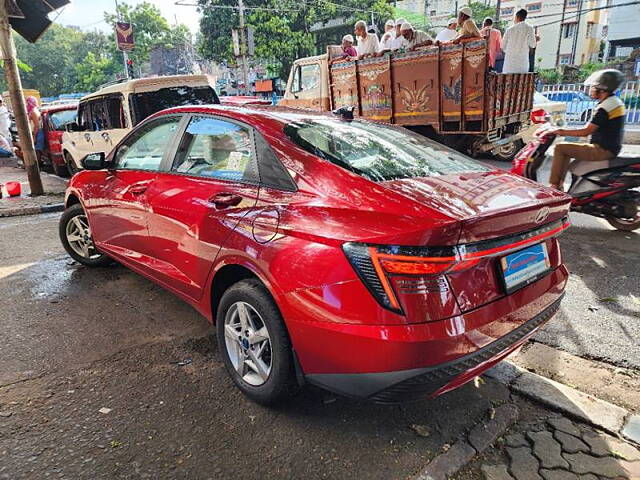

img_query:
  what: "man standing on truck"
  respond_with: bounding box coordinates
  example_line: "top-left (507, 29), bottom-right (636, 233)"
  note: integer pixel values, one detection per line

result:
top-left (548, 70), bottom-right (625, 191)
top-left (354, 20), bottom-right (379, 58)
top-left (501, 9), bottom-right (536, 73)
top-left (379, 19), bottom-right (396, 51)
top-left (400, 22), bottom-right (434, 50)
top-left (435, 18), bottom-right (458, 43)
top-left (452, 7), bottom-right (481, 44)
top-left (481, 17), bottom-right (503, 69)
top-left (390, 18), bottom-right (408, 51)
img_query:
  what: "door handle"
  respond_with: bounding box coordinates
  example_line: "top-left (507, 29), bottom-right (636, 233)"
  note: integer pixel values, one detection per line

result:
top-left (129, 184), bottom-right (148, 195)
top-left (210, 192), bottom-right (242, 209)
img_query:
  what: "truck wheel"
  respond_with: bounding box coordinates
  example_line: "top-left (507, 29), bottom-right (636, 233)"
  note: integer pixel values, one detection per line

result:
top-left (493, 139), bottom-right (524, 162)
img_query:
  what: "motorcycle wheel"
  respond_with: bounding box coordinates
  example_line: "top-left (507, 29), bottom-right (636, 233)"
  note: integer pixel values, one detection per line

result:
top-left (606, 215), bottom-right (640, 231)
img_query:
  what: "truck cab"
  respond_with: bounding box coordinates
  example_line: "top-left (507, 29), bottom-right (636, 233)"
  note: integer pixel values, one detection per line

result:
top-left (280, 54), bottom-right (330, 111)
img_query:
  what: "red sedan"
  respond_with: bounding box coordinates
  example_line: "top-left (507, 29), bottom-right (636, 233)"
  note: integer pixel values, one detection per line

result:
top-left (59, 105), bottom-right (571, 405)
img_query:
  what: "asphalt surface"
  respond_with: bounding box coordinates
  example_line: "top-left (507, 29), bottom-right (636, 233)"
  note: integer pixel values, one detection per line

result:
top-left (0, 213), bottom-right (510, 479)
top-left (0, 193), bottom-right (637, 477)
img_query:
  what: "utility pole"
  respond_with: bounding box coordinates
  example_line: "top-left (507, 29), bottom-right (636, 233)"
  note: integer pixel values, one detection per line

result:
top-left (495, 0), bottom-right (501, 23)
top-left (0, 0), bottom-right (43, 196)
top-left (238, 0), bottom-right (249, 95)
top-left (114, 0), bottom-right (130, 78)
top-left (570, 0), bottom-right (584, 64)
top-left (555, 0), bottom-right (568, 68)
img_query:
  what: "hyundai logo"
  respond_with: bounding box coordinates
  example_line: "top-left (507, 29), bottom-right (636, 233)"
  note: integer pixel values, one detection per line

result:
top-left (535, 207), bottom-right (550, 224)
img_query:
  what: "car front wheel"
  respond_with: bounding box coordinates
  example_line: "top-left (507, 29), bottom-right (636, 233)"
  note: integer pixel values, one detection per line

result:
top-left (59, 204), bottom-right (111, 266)
top-left (216, 278), bottom-right (298, 405)
top-left (65, 152), bottom-right (80, 176)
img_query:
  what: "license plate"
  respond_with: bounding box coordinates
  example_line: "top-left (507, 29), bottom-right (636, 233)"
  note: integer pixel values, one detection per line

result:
top-left (499, 243), bottom-right (551, 293)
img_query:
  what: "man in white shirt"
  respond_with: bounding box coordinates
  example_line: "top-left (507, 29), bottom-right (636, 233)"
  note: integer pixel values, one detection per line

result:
top-left (501, 8), bottom-right (537, 73)
top-left (400, 22), bottom-right (434, 50)
top-left (379, 19), bottom-right (396, 51)
top-left (354, 20), bottom-right (379, 57)
top-left (0, 98), bottom-right (11, 143)
top-left (435, 18), bottom-right (458, 43)
top-left (390, 18), bottom-right (408, 50)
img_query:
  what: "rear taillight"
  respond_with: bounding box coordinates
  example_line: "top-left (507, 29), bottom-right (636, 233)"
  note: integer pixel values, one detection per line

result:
top-left (530, 108), bottom-right (548, 124)
top-left (343, 218), bottom-right (570, 314)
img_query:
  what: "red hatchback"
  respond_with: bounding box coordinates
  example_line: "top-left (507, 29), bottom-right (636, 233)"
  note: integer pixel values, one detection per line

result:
top-left (59, 105), bottom-right (571, 404)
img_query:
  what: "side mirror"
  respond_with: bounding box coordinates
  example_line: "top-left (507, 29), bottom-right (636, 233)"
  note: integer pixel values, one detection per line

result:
top-left (82, 152), bottom-right (106, 170)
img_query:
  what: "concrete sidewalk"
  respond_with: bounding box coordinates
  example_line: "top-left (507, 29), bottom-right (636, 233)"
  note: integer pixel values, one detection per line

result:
top-left (0, 158), bottom-right (67, 217)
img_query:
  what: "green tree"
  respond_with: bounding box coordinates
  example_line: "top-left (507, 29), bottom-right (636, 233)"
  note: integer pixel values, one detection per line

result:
top-left (197, 0), bottom-right (393, 80)
top-left (468, 2), bottom-right (504, 30)
top-left (75, 52), bottom-right (118, 92)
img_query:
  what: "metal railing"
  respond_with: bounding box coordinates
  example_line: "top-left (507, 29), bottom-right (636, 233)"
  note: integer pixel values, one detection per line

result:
top-left (538, 81), bottom-right (640, 125)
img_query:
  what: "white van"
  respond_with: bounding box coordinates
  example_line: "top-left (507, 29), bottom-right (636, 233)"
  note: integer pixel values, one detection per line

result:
top-left (62, 74), bottom-right (219, 173)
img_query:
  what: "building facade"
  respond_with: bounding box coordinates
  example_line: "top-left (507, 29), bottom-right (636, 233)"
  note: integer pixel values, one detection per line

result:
top-left (604, 0), bottom-right (640, 60)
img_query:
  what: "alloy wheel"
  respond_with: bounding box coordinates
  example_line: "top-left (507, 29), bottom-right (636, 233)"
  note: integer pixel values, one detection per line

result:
top-left (65, 214), bottom-right (101, 259)
top-left (223, 301), bottom-right (272, 386)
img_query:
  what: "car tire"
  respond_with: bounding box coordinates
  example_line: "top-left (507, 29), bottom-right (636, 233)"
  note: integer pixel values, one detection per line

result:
top-left (65, 152), bottom-right (80, 176)
top-left (216, 278), bottom-right (298, 405)
top-left (52, 160), bottom-right (70, 178)
top-left (493, 139), bottom-right (524, 162)
top-left (39, 153), bottom-right (53, 173)
top-left (59, 204), bottom-right (111, 267)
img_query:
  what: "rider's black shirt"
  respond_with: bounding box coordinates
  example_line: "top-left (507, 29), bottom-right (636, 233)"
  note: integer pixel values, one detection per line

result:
top-left (590, 95), bottom-right (625, 156)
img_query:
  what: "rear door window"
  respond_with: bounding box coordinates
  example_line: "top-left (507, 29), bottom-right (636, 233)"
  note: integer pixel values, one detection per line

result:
top-left (171, 116), bottom-right (259, 184)
top-left (104, 94), bottom-right (126, 129)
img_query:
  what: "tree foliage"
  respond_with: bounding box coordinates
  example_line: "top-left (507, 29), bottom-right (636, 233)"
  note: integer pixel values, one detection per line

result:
top-left (197, 0), bottom-right (393, 79)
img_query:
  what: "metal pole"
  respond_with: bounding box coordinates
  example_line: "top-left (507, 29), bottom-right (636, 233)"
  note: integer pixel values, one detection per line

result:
top-left (570, 0), bottom-right (583, 64)
top-left (0, 0), bottom-right (43, 196)
top-left (495, 0), bottom-right (501, 23)
top-left (238, 0), bottom-right (249, 95)
top-left (555, 0), bottom-right (568, 68)
top-left (114, 0), bottom-right (129, 78)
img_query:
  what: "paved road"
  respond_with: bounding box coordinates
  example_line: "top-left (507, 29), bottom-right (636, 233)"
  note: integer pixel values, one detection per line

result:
top-left (0, 213), bottom-right (509, 479)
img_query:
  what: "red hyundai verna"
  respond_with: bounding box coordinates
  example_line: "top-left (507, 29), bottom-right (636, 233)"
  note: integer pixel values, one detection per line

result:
top-left (59, 105), bottom-right (571, 404)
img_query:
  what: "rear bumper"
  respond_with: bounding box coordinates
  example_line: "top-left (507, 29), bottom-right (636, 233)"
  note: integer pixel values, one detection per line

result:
top-left (288, 265), bottom-right (568, 402)
top-left (306, 294), bottom-right (562, 403)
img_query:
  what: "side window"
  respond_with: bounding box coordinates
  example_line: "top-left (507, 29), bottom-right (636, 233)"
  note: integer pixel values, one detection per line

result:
top-left (254, 132), bottom-right (296, 191)
top-left (89, 99), bottom-right (108, 132)
top-left (300, 64), bottom-right (320, 91)
top-left (105, 95), bottom-right (125, 129)
top-left (78, 102), bottom-right (92, 131)
top-left (172, 116), bottom-right (259, 184)
top-left (115, 116), bottom-right (181, 171)
top-left (291, 64), bottom-right (320, 93)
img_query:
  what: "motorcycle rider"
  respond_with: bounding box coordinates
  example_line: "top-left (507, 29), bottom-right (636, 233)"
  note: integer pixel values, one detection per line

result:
top-left (548, 69), bottom-right (625, 191)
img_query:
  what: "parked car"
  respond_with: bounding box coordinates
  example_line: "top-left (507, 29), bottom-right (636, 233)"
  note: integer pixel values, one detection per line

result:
top-left (62, 74), bottom-right (219, 175)
top-left (13, 103), bottom-right (78, 177)
top-left (519, 92), bottom-right (567, 147)
top-left (41, 103), bottom-right (78, 177)
top-left (59, 105), bottom-right (571, 405)
top-left (541, 90), bottom-right (598, 124)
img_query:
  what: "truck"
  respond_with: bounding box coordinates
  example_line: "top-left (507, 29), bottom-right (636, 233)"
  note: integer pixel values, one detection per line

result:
top-left (280, 40), bottom-right (536, 160)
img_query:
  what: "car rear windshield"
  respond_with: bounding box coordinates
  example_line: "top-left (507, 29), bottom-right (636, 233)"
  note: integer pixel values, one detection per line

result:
top-left (129, 86), bottom-right (219, 126)
top-left (284, 118), bottom-right (489, 182)
top-left (48, 109), bottom-right (77, 131)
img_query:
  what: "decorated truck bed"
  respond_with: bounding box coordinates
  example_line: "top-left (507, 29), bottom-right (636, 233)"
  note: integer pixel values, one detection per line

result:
top-left (280, 40), bottom-right (536, 158)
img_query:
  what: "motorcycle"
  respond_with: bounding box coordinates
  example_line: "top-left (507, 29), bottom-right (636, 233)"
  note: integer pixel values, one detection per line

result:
top-left (512, 125), bottom-right (640, 231)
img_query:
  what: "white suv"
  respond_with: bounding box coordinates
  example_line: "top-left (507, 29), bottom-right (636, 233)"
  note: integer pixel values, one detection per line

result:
top-left (62, 74), bottom-right (219, 174)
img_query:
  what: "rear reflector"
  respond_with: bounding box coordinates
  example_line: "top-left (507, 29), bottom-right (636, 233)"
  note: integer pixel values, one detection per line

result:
top-left (343, 217), bottom-right (570, 313)
top-left (530, 108), bottom-right (548, 124)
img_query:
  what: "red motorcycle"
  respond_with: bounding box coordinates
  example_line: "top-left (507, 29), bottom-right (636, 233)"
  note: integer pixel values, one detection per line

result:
top-left (512, 126), bottom-right (640, 231)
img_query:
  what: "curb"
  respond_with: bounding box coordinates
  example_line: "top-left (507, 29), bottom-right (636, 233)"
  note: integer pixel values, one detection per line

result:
top-left (0, 202), bottom-right (64, 218)
top-left (485, 361), bottom-right (640, 445)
